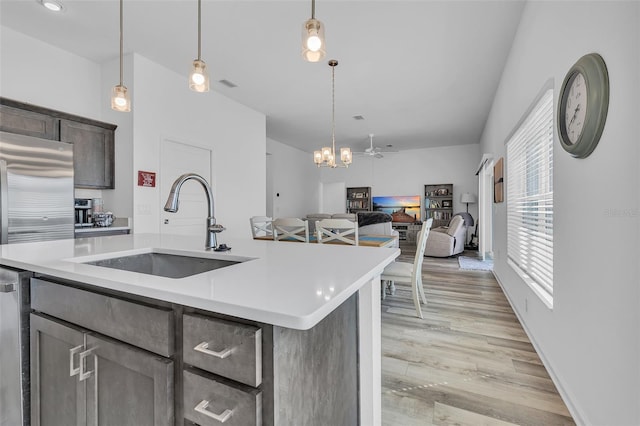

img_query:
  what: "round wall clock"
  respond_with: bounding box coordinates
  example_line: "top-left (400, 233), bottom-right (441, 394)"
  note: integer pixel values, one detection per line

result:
top-left (557, 53), bottom-right (609, 158)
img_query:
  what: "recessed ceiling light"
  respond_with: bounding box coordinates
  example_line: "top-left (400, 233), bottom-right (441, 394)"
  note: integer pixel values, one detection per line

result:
top-left (39, 0), bottom-right (64, 12)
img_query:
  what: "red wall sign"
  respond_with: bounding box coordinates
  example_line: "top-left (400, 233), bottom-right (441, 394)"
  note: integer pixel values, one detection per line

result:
top-left (138, 170), bottom-right (156, 187)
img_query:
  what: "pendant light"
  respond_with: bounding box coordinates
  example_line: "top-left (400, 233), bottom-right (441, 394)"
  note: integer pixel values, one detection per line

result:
top-left (301, 0), bottom-right (326, 63)
top-left (189, 0), bottom-right (210, 92)
top-left (111, 0), bottom-right (130, 112)
top-left (314, 60), bottom-right (352, 168)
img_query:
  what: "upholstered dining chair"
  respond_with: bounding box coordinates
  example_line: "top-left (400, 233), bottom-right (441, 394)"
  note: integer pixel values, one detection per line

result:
top-left (381, 218), bottom-right (433, 319)
top-left (272, 218), bottom-right (310, 243)
top-left (316, 218), bottom-right (359, 246)
top-left (249, 216), bottom-right (273, 238)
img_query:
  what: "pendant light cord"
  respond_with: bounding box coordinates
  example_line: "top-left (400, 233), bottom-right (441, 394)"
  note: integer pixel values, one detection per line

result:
top-left (119, 0), bottom-right (123, 85)
top-left (197, 0), bottom-right (202, 60)
top-left (331, 62), bottom-right (335, 154)
top-left (311, 0), bottom-right (315, 20)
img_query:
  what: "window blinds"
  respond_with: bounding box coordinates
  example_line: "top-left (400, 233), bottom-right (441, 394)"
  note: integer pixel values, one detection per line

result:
top-left (506, 89), bottom-right (554, 300)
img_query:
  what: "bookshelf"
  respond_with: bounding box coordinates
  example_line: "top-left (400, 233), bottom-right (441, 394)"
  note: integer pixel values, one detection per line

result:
top-left (424, 184), bottom-right (453, 228)
top-left (346, 187), bottom-right (372, 214)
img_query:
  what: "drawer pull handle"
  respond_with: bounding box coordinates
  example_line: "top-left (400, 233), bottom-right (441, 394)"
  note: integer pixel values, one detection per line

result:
top-left (69, 345), bottom-right (83, 377)
top-left (79, 348), bottom-right (95, 381)
top-left (194, 400), bottom-right (233, 423)
top-left (194, 342), bottom-right (232, 359)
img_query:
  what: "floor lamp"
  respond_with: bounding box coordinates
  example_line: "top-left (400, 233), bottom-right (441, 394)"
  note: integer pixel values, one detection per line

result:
top-left (460, 193), bottom-right (477, 246)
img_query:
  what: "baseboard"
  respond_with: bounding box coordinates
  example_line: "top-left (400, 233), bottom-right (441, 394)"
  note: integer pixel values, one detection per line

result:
top-left (491, 270), bottom-right (587, 425)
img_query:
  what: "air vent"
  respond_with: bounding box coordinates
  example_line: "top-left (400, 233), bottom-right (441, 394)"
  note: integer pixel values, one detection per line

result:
top-left (218, 79), bottom-right (238, 88)
top-left (352, 115), bottom-right (365, 120)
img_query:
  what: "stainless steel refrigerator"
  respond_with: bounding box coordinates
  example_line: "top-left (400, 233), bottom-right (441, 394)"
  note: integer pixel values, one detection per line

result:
top-left (0, 130), bottom-right (74, 426)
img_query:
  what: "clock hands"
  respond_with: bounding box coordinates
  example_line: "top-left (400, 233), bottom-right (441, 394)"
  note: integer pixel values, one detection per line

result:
top-left (568, 104), bottom-right (581, 127)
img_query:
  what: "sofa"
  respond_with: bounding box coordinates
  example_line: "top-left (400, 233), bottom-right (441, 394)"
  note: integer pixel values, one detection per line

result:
top-left (305, 212), bottom-right (399, 248)
top-left (424, 213), bottom-right (467, 257)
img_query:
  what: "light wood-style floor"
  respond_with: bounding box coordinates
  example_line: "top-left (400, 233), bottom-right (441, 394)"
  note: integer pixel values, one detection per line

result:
top-left (381, 243), bottom-right (575, 426)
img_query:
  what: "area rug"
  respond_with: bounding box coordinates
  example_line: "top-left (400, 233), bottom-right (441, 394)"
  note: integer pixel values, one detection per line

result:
top-left (458, 256), bottom-right (493, 271)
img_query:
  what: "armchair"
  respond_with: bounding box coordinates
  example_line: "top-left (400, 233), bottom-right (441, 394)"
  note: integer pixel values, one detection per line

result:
top-left (424, 214), bottom-right (466, 257)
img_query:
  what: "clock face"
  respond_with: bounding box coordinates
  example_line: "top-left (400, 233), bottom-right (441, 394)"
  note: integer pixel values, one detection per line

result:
top-left (564, 72), bottom-right (588, 144)
top-left (558, 53), bottom-right (609, 158)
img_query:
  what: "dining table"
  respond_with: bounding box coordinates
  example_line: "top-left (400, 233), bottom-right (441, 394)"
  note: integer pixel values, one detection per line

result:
top-left (253, 234), bottom-right (398, 248)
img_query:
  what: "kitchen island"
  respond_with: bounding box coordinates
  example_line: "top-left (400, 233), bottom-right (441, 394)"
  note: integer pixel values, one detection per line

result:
top-left (0, 233), bottom-right (399, 426)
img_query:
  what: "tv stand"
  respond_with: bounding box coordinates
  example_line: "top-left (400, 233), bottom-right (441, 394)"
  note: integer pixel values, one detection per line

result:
top-left (392, 222), bottom-right (421, 242)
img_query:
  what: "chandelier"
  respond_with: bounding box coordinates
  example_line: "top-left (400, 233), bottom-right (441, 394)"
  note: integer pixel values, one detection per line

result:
top-left (314, 60), bottom-right (352, 168)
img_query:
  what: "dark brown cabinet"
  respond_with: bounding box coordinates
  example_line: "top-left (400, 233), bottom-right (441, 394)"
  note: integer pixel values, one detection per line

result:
top-left (0, 98), bottom-right (116, 189)
top-left (60, 119), bottom-right (114, 188)
top-left (0, 104), bottom-right (57, 140)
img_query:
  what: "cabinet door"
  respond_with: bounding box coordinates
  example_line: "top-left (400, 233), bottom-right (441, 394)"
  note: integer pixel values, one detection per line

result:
top-left (0, 104), bottom-right (57, 140)
top-left (84, 334), bottom-right (174, 426)
top-left (59, 119), bottom-right (114, 189)
top-left (30, 313), bottom-right (87, 426)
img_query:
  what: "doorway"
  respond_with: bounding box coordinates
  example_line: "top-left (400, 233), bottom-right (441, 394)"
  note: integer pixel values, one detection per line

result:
top-left (321, 182), bottom-right (346, 213)
top-left (477, 155), bottom-right (494, 261)
top-left (160, 138), bottom-right (212, 237)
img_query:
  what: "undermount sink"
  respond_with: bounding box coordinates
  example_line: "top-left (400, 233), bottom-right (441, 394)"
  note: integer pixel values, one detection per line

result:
top-left (84, 252), bottom-right (242, 279)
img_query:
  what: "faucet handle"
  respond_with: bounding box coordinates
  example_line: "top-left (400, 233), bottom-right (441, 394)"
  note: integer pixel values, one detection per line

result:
top-left (209, 224), bottom-right (226, 233)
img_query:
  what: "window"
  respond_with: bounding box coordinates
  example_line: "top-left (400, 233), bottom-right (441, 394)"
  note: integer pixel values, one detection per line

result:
top-left (506, 88), bottom-right (554, 307)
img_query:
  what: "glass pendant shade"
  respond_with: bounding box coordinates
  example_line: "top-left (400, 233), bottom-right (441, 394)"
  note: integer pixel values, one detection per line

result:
top-left (321, 146), bottom-right (332, 161)
top-left (301, 18), bottom-right (325, 63)
top-left (111, 85), bottom-right (131, 112)
top-left (340, 147), bottom-right (352, 164)
top-left (189, 59), bottom-right (210, 92)
top-left (313, 151), bottom-right (323, 164)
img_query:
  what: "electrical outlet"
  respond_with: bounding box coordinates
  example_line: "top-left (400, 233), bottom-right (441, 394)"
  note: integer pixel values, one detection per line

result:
top-left (136, 204), bottom-right (152, 215)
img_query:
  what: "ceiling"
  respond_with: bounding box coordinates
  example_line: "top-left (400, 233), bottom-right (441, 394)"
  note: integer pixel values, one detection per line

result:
top-left (0, 0), bottom-right (525, 154)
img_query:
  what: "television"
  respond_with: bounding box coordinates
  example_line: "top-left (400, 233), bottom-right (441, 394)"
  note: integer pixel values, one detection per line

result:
top-left (372, 195), bottom-right (421, 222)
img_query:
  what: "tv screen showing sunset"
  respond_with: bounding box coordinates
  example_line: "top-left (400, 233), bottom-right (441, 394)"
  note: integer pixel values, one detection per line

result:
top-left (372, 195), bottom-right (421, 221)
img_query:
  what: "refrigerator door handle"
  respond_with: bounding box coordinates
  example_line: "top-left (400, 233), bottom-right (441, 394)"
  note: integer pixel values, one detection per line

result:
top-left (0, 281), bottom-right (16, 292)
top-left (0, 159), bottom-right (8, 244)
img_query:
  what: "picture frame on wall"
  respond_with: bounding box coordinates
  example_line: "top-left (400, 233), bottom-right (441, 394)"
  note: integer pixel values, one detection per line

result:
top-left (494, 157), bottom-right (504, 203)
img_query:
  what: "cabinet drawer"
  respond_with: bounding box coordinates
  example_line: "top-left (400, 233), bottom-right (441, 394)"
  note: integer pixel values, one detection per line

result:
top-left (31, 278), bottom-right (174, 357)
top-left (183, 314), bottom-right (262, 387)
top-left (183, 370), bottom-right (261, 426)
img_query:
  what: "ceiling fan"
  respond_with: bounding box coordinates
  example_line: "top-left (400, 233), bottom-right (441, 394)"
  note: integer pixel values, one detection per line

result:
top-left (353, 134), bottom-right (398, 158)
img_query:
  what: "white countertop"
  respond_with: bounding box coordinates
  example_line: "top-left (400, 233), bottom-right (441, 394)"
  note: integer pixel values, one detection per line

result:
top-left (0, 234), bottom-right (399, 330)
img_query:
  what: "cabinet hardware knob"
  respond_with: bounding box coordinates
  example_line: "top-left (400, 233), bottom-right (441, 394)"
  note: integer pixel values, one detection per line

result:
top-left (193, 341), bottom-right (233, 359)
top-left (194, 400), bottom-right (233, 423)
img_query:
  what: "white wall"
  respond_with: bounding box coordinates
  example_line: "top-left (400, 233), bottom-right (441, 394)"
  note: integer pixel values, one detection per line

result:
top-left (131, 54), bottom-right (265, 240)
top-left (479, 2), bottom-right (640, 424)
top-left (266, 138), bottom-right (320, 218)
top-left (0, 27), bottom-right (102, 119)
top-left (319, 144), bottom-right (481, 220)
